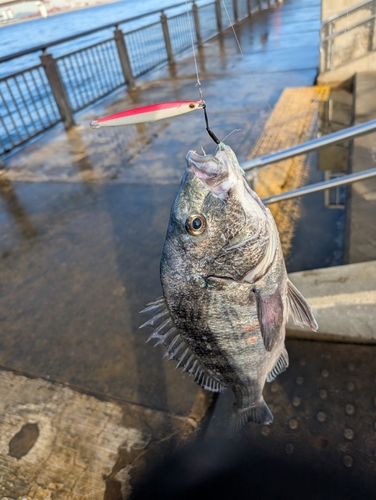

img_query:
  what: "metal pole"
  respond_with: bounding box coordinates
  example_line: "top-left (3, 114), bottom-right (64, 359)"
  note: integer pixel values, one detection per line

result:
top-left (161, 12), bottom-right (174, 63)
top-left (242, 119), bottom-right (376, 173)
top-left (192, 3), bottom-right (202, 47)
top-left (262, 168), bottom-right (376, 205)
top-left (40, 52), bottom-right (75, 129)
top-left (215, 0), bottom-right (223, 32)
top-left (371, 0), bottom-right (376, 50)
top-left (233, 0), bottom-right (239, 22)
top-left (247, 0), bottom-right (251, 16)
top-left (114, 28), bottom-right (135, 89)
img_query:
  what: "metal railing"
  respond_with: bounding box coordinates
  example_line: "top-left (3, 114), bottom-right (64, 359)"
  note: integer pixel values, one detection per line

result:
top-left (241, 118), bottom-right (376, 205)
top-left (0, 0), bottom-right (274, 159)
top-left (320, 0), bottom-right (376, 72)
top-left (242, 118), bottom-right (376, 173)
top-left (262, 167), bottom-right (376, 204)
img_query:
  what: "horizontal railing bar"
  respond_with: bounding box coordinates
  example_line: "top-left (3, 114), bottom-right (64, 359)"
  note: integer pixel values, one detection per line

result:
top-left (199, 0), bottom-right (214, 7)
top-left (0, 0), bottom-right (197, 63)
top-left (321, 0), bottom-right (374, 28)
top-left (0, 64), bottom-right (43, 81)
top-left (262, 168), bottom-right (376, 204)
top-left (1, 118), bottom-right (61, 155)
top-left (55, 38), bottom-right (113, 60)
top-left (169, 11), bottom-right (190, 19)
top-left (321, 13), bottom-right (376, 41)
top-left (243, 119), bottom-right (376, 173)
top-left (124, 20), bottom-right (161, 37)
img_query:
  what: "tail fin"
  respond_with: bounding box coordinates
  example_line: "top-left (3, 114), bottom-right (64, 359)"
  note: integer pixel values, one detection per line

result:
top-left (228, 399), bottom-right (273, 436)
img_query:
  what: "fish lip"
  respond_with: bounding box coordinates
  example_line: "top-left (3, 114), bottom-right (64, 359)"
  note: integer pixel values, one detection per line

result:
top-left (186, 150), bottom-right (220, 176)
top-left (186, 150), bottom-right (216, 164)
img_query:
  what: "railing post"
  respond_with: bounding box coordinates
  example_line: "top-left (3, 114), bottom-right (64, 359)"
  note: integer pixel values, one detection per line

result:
top-left (247, 0), bottom-right (251, 16)
top-left (325, 23), bottom-right (333, 72)
top-left (192, 3), bottom-right (202, 46)
top-left (114, 27), bottom-right (135, 89)
top-left (233, 0), bottom-right (239, 22)
top-left (161, 12), bottom-right (174, 63)
top-left (370, 0), bottom-right (376, 51)
top-left (40, 52), bottom-right (75, 129)
top-left (258, 0), bottom-right (262, 10)
top-left (215, 0), bottom-right (222, 32)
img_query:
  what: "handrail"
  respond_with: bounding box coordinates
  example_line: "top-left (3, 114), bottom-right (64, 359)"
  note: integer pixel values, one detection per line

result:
top-left (262, 168), bottom-right (376, 204)
top-left (242, 119), bottom-right (376, 173)
top-left (0, 0), bottom-right (194, 63)
top-left (321, 13), bottom-right (376, 41)
top-left (321, 0), bottom-right (374, 28)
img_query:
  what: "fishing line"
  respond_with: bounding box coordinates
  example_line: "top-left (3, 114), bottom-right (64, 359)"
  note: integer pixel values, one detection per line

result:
top-left (185, 0), bottom-right (203, 101)
top-left (185, 0), bottom-right (220, 144)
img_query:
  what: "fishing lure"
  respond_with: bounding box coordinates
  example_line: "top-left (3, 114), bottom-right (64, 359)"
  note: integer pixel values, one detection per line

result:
top-left (90, 100), bottom-right (204, 128)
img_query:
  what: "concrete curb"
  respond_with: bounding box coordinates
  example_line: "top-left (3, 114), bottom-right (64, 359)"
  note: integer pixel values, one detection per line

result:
top-left (287, 261), bottom-right (376, 343)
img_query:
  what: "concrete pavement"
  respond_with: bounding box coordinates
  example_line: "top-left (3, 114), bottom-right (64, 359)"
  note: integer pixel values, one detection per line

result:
top-left (2, 0), bottom-right (376, 497)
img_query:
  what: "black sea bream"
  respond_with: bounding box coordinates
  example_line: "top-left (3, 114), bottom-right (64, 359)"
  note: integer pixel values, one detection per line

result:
top-left (140, 143), bottom-right (317, 433)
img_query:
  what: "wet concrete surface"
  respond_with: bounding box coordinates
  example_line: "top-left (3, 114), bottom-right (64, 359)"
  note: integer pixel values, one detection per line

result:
top-left (0, 181), bottom-right (201, 414)
top-left (0, 0), bottom-right (322, 413)
top-left (1, 0), bottom-right (358, 496)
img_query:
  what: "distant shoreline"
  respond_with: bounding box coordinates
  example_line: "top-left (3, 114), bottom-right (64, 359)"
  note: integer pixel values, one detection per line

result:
top-left (0, 0), bottom-right (119, 28)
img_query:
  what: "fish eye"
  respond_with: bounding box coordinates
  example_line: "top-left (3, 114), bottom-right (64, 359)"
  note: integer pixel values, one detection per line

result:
top-left (185, 214), bottom-right (206, 236)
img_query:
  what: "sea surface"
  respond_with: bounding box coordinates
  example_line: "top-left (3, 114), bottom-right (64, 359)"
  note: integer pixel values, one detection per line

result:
top-left (0, 0), bottom-right (205, 75)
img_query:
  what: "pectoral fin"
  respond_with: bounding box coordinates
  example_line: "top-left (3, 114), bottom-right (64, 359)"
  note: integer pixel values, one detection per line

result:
top-left (254, 286), bottom-right (284, 352)
top-left (287, 279), bottom-right (318, 331)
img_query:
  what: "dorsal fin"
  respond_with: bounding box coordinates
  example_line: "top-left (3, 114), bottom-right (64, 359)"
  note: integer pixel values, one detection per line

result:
top-left (266, 348), bottom-right (289, 382)
top-left (140, 297), bottom-right (225, 393)
top-left (287, 280), bottom-right (318, 331)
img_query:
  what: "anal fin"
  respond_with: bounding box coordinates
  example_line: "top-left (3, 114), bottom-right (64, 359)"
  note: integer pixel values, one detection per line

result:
top-left (266, 347), bottom-right (289, 382)
top-left (287, 279), bottom-right (318, 331)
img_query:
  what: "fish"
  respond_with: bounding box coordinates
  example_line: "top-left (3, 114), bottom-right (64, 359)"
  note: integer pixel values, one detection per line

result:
top-left (140, 142), bottom-right (317, 434)
top-left (90, 100), bottom-right (204, 128)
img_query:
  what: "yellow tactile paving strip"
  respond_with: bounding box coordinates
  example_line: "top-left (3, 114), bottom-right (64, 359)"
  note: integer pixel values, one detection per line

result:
top-left (248, 86), bottom-right (330, 259)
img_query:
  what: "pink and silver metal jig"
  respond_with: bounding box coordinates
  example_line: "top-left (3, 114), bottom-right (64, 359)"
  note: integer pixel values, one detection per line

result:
top-left (90, 100), bottom-right (204, 128)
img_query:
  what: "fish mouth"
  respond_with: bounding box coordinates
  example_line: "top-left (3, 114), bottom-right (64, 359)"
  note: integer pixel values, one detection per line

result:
top-left (186, 150), bottom-right (223, 182)
top-left (186, 147), bottom-right (235, 200)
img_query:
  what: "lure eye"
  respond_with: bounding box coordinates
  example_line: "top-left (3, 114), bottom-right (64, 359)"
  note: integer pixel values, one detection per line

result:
top-left (185, 214), bottom-right (206, 236)
top-left (189, 103), bottom-right (196, 109)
